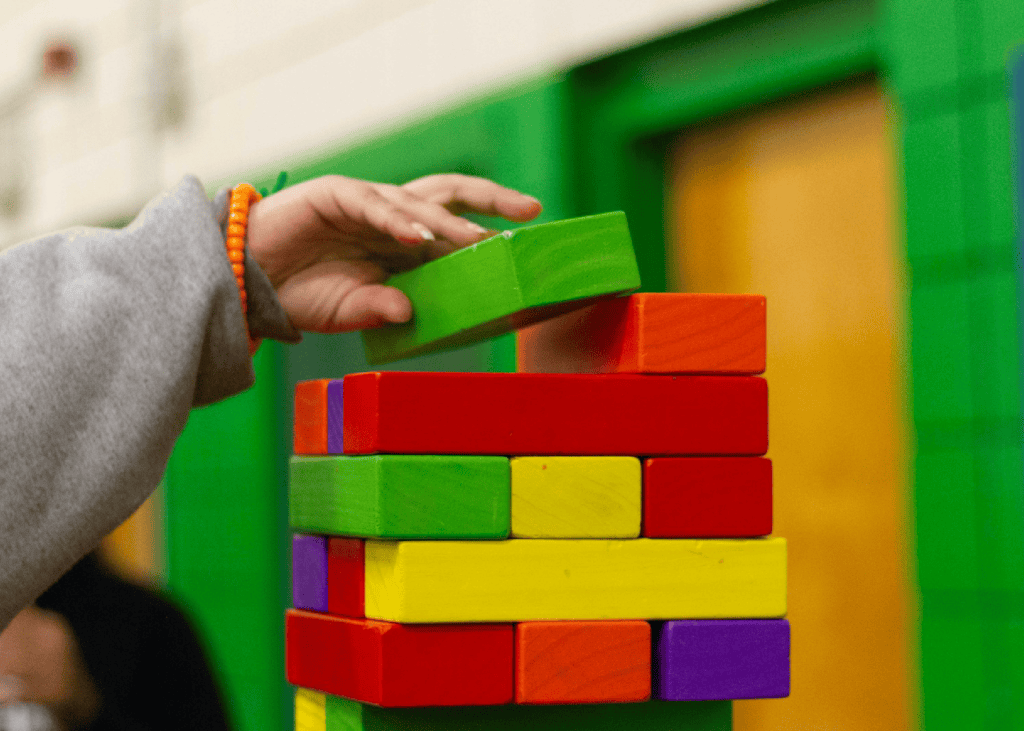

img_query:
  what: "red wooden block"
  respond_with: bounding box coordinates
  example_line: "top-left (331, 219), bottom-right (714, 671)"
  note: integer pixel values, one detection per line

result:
top-left (285, 610), bottom-right (514, 707)
top-left (341, 372), bottom-right (767, 456)
top-left (643, 457), bottom-right (773, 538)
top-left (517, 293), bottom-right (766, 375)
top-left (294, 379), bottom-right (330, 454)
top-left (328, 538), bottom-right (364, 617)
top-left (515, 621), bottom-right (651, 704)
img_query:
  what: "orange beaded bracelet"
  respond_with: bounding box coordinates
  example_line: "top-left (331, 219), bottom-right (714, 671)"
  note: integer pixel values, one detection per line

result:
top-left (226, 183), bottom-right (262, 356)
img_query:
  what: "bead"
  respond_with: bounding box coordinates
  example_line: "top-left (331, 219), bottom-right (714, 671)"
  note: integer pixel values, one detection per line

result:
top-left (226, 182), bottom-right (261, 358)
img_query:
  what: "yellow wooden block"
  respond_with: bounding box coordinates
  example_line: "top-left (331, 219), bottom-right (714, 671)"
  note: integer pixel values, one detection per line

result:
top-left (365, 538), bottom-right (786, 623)
top-left (510, 457), bottom-right (641, 538)
top-left (295, 688), bottom-right (326, 731)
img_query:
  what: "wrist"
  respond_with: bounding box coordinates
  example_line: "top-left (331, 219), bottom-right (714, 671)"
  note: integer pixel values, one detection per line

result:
top-left (226, 183), bottom-right (262, 356)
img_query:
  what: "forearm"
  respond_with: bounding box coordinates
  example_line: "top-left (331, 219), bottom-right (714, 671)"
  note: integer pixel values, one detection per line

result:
top-left (0, 175), bottom-right (293, 629)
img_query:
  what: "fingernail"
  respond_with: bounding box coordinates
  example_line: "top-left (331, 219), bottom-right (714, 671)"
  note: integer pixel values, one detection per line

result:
top-left (411, 222), bottom-right (435, 241)
top-left (521, 194), bottom-right (541, 205)
top-left (465, 221), bottom-right (488, 235)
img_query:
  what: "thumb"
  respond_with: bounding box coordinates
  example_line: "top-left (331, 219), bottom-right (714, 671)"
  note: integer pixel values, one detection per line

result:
top-left (328, 285), bottom-right (412, 333)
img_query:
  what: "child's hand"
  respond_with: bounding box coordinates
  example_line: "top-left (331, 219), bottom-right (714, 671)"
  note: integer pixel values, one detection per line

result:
top-left (246, 174), bottom-right (542, 333)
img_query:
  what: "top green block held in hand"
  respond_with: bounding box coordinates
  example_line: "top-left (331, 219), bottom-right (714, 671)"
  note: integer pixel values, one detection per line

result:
top-left (361, 211), bottom-right (640, 365)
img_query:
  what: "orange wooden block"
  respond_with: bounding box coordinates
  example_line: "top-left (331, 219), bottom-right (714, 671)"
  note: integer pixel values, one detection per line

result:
top-left (294, 379), bottom-right (330, 454)
top-left (517, 293), bottom-right (765, 375)
top-left (515, 621), bottom-right (651, 704)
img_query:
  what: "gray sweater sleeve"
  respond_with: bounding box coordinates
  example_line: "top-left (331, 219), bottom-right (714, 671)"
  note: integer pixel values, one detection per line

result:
top-left (0, 175), bottom-right (299, 629)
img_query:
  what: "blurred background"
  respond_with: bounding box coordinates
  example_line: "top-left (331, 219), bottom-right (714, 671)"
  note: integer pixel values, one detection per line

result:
top-left (1, 0), bottom-right (1021, 730)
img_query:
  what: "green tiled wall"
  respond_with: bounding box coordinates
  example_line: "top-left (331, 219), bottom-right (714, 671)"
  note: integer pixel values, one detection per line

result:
top-left (919, 600), bottom-right (987, 730)
top-left (164, 345), bottom-right (289, 731)
top-left (902, 108), bottom-right (969, 263)
top-left (888, 0), bottom-right (1024, 726)
top-left (909, 280), bottom-right (974, 426)
top-left (914, 450), bottom-right (980, 591)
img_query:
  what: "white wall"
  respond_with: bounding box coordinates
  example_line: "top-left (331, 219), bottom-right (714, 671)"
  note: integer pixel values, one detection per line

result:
top-left (0, 0), bottom-right (769, 248)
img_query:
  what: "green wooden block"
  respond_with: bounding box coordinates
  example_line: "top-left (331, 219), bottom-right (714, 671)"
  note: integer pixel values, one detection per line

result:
top-left (289, 455), bottom-right (510, 539)
top-left (361, 212), bottom-right (640, 365)
top-left (326, 695), bottom-right (731, 730)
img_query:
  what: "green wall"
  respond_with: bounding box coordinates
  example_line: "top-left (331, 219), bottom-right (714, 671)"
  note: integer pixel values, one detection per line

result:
top-left (161, 1), bottom-right (1024, 729)
top-left (886, 0), bottom-right (1024, 726)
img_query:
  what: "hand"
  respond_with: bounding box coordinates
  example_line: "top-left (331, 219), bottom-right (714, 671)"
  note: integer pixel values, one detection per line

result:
top-left (0, 607), bottom-right (99, 729)
top-left (246, 174), bottom-right (542, 333)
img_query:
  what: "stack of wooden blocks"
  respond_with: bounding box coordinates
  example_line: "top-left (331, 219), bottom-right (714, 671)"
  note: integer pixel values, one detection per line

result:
top-left (285, 213), bottom-right (789, 731)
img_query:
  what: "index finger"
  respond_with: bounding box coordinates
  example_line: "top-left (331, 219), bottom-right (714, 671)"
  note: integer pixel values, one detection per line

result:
top-left (402, 174), bottom-right (542, 223)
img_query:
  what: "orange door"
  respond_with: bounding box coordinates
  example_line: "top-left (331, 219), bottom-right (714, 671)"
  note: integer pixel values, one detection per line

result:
top-left (667, 80), bottom-right (916, 730)
top-left (99, 491), bottom-right (162, 584)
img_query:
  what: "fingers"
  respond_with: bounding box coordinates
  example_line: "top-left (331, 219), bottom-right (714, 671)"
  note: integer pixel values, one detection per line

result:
top-left (316, 177), bottom-right (437, 248)
top-left (305, 175), bottom-right (541, 255)
top-left (334, 285), bottom-right (413, 331)
top-left (274, 259), bottom-right (413, 333)
top-left (372, 183), bottom-right (498, 248)
top-left (402, 174), bottom-right (542, 222)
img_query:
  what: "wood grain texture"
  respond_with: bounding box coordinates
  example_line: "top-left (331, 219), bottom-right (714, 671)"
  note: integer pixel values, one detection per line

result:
top-left (326, 380), bottom-right (345, 454)
top-left (643, 457), bottom-right (773, 538)
top-left (655, 620), bottom-right (790, 701)
top-left (339, 372), bottom-right (767, 456)
top-left (290, 455), bottom-right (510, 539)
top-left (295, 688), bottom-right (326, 731)
top-left (292, 534), bottom-right (328, 612)
top-left (285, 609), bottom-right (513, 707)
top-left (295, 380), bottom-right (331, 455)
top-left (517, 293), bottom-right (766, 374)
top-left (510, 457), bottom-right (641, 538)
top-left (315, 694), bottom-right (731, 730)
top-left (670, 81), bottom-right (915, 731)
top-left (515, 620), bottom-right (651, 704)
top-left (363, 538), bottom-right (787, 623)
top-left (361, 212), bottom-right (640, 365)
top-left (328, 538), bottom-right (364, 617)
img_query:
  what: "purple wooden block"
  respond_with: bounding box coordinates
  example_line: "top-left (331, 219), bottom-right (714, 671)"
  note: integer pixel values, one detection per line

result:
top-left (655, 619), bottom-right (790, 701)
top-left (292, 534), bottom-right (328, 611)
top-left (327, 380), bottom-right (345, 454)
